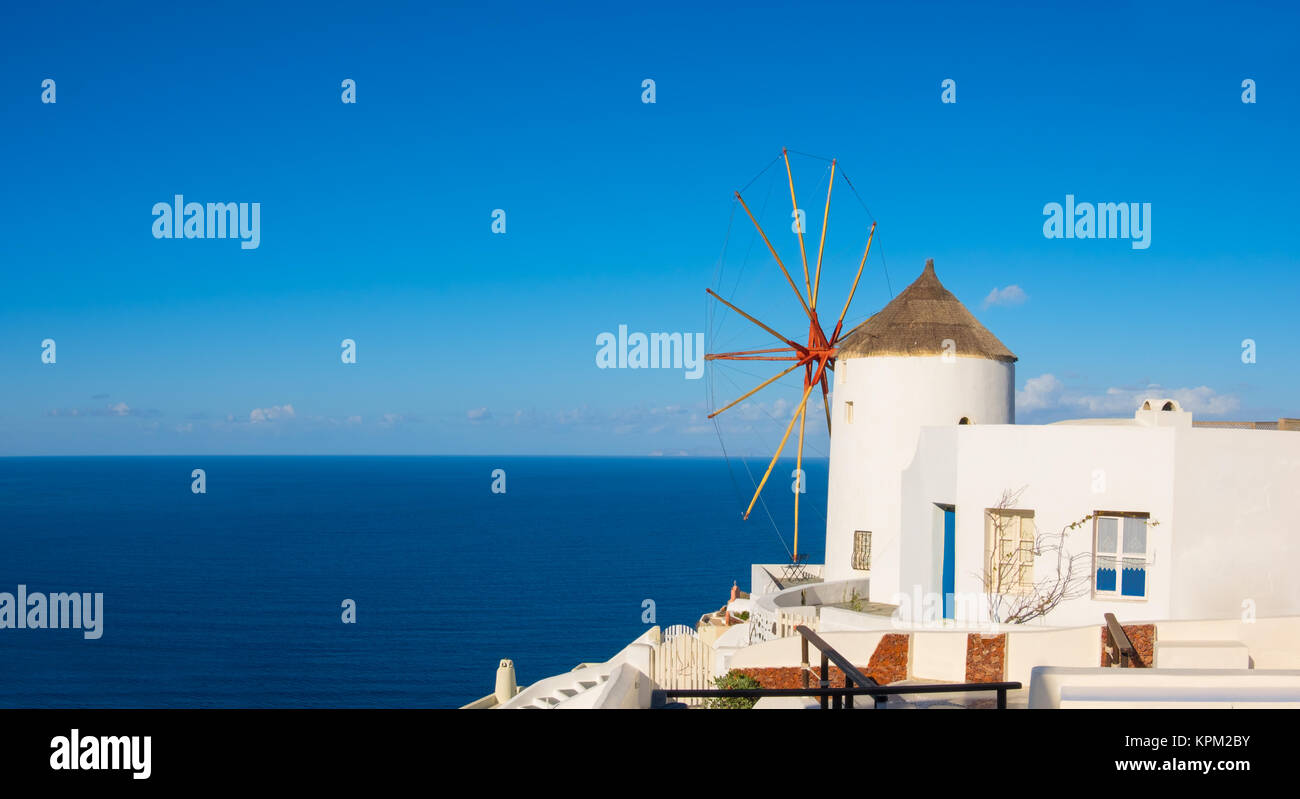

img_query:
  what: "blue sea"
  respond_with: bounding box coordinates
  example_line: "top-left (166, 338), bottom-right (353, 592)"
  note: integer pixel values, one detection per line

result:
top-left (0, 457), bottom-right (826, 708)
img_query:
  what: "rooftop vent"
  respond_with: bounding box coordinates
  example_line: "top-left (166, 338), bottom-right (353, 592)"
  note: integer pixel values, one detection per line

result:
top-left (1136, 397), bottom-right (1191, 428)
top-left (1140, 398), bottom-right (1182, 412)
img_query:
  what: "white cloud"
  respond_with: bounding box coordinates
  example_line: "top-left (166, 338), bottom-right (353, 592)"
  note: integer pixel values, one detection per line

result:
top-left (982, 285), bottom-right (1028, 309)
top-left (46, 402), bottom-right (159, 418)
top-left (1016, 373), bottom-right (1239, 417)
top-left (1016, 373), bottom-right (1066, 412)
top-left (249, 404), bottom-right (295, 423)
top-left (462, 399), bottom-right (826, 449)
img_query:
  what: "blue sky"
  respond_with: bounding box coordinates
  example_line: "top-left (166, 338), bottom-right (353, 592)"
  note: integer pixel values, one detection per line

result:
top-left (1, 0), bottom-right (1296, 455)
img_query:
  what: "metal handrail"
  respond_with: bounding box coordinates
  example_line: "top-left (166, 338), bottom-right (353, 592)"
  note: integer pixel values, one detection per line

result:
top-left (797, 625), bottom-right (878, 709)
top-left (1103, 612), bottom-right (1145, 668)
top-left (652, 625), bottom-right (1021, 709)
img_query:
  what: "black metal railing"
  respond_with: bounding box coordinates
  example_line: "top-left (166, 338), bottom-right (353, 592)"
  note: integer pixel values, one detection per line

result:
top-left (1102, 612), bottom-right (1145, 668)
top-left (652, 625), bottom-right (1021, 709)
top-left (799, 624), bottom-right (879, 709)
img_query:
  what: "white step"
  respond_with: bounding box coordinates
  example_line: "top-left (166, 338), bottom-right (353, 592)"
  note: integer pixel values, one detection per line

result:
top-left (1060, 685), bottom-right (1300, 708)
top-left (1029, 666), bottom-right (1300, 708)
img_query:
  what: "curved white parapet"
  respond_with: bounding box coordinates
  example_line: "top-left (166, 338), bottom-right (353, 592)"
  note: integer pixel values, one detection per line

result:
top-left (1029, 666), bottom-right (1300, 709)
top-left (750, 563), bottom-right (826, 599)
top-left (749, 577), bottom-right (871, 643)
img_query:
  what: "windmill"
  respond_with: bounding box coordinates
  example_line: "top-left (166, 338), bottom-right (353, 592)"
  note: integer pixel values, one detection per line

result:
top-left (706, 149), bottom-right (877, 563)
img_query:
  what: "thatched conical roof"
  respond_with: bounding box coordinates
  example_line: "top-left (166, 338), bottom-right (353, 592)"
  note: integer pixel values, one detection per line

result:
top-left (835, 259), bottom-right (1016, 362)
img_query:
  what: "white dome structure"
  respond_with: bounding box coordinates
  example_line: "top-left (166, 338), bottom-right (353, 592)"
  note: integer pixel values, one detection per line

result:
top-left (824, 259), bottom-right (1017, 598)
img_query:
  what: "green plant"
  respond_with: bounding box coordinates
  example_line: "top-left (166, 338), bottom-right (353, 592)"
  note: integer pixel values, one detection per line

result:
top-left (705, 670), bottom-right (761, 709)
top-left (737, 611), bottom-right (750, 621)
top-left (846, 588), bottom-right (864, 613)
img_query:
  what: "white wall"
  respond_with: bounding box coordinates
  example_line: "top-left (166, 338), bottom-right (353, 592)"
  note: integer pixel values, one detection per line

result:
top-left (901, 423), bottom-right (1176, 627)
top-left (1156, 617), bottom-right (1300, 668)
top-left (898, 426), bottom-right (958, 619)
top-left (1003, 626), bottom-right (1100, 684)
top-left (897, 422), bottom-right (1300, 627)
top-left (909, 631), bottom-right (968, 682)
top-left (1170, 429), bottom-right (1300, 619)
top-left (824, 354), bottom-right (1014, 600)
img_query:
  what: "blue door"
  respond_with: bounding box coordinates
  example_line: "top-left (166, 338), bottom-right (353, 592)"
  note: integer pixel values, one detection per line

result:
top-left (942, 507), bottom-right (955, 620)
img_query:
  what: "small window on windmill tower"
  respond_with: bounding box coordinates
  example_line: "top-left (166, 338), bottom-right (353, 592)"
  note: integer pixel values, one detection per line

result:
top-left (845, 401), bottom-right (854, 424)
top-left (959, 416), bottom-right (971, 425)
top-left (852, 531), bottom-right (872, 571)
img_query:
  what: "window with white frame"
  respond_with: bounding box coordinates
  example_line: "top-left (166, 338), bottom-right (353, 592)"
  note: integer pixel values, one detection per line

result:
top-left (984, 509), bottom-right (1035, 594)
top-left (1093, 513), bottom-right (1150, 599)
top-left (844, 401), bottom-right (854, 424)
top-left (852, 530), bottom-right (871, 571)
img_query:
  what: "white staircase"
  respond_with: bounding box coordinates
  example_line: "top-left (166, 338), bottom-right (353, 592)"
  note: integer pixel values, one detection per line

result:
top-left (495, 628), bottom-right (659, 709)
top-left (520, 671), bottom-right (613, 709)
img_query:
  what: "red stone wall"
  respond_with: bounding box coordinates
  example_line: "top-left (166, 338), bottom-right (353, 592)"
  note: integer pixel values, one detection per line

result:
top-left (733, 665), bottom-right (849, 690)
top-left (964, 633), bottom-right (1006, 682)
top-left (735, 633), bottom-right (910, 688)
top-left (1099, 623), bottom-right (1155, 666)
top-left (866, 633), bottom-right (909, 684)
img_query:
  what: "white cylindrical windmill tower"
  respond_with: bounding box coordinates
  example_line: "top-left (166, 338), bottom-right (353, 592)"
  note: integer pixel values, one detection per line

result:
top-left (823, 259), bottom-right (1017, 601)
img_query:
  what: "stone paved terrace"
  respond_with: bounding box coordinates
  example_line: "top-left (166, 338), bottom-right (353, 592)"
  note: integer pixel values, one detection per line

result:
top-left (823, 600), bottom-right (899, 617)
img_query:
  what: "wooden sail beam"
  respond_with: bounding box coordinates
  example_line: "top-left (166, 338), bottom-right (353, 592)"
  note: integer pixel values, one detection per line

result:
top-left (735, 192), bottom-right (814, 320)
top-left (742, 357), bottom-right (831, 521)
top-left (707, 360), bottom-right (804, 419)
top-left (706, 346), bottom-right (801, 362)
top-left (708, 355), bottom-right (802, 361)
top-left (705, 289), bottom-right (808, 354)
top-left (820, 370), bottom-right (832, 436)
top-left (793, 386), bottom-right (808, 559)
top-left (707, 346), bottom-right (798, 356)
top-left (831, 221), bottom-right (876, 344)
top-left (812, 159), bottom-right (836, 310)
top-left (743, 381), bottom-right (816, 520)
top-left (783, 149), bottom-right (813, 305)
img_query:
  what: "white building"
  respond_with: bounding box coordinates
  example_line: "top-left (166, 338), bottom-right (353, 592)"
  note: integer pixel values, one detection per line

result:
top-left (476, 259), bottom-right (1300, 709)
top-left (824, 259), bottom-right (1300, 627)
